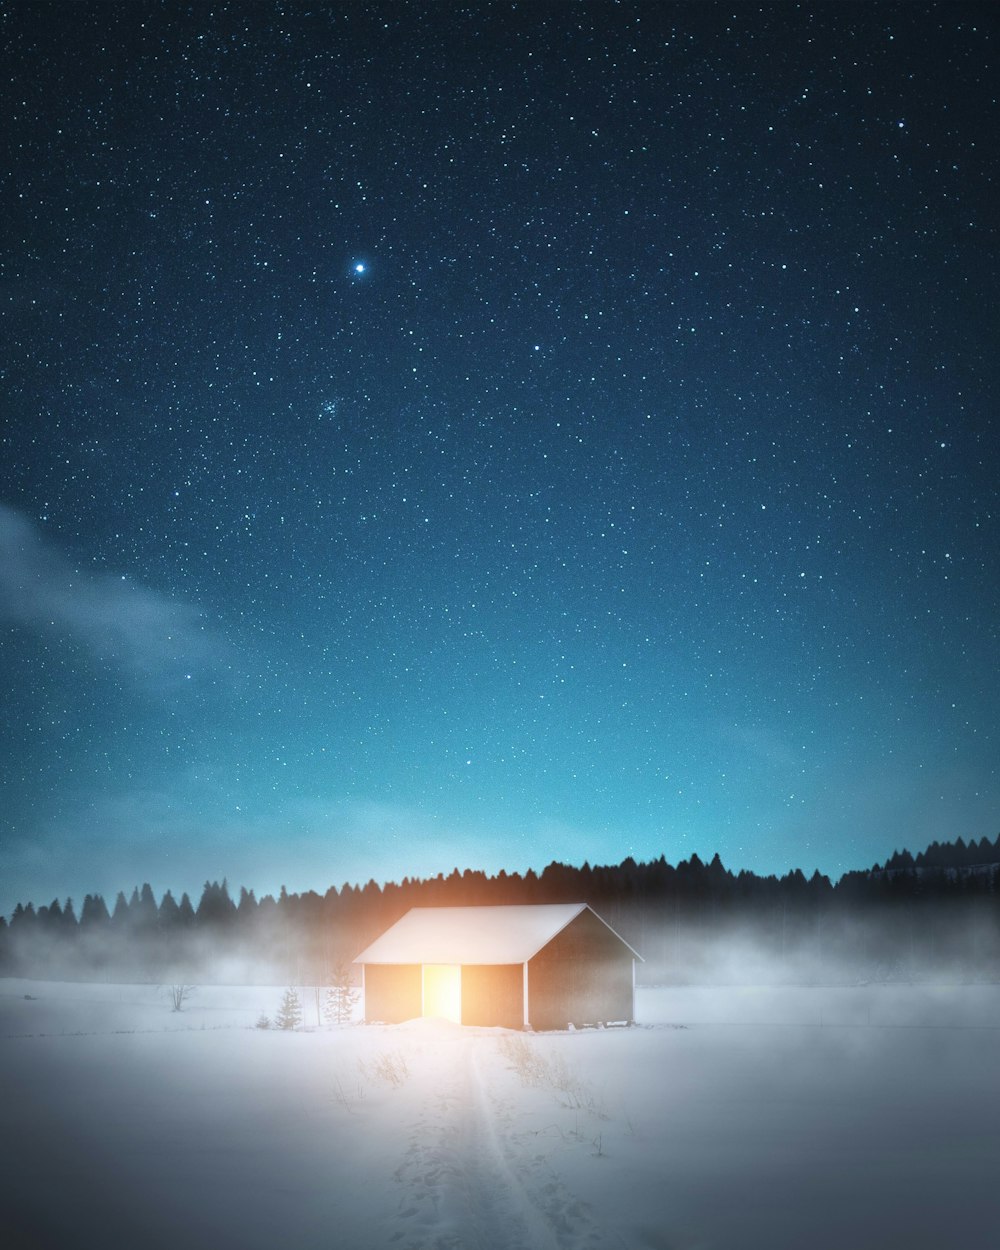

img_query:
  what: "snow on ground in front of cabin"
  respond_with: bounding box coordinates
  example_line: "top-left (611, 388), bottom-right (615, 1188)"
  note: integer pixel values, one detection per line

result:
top-left (2, 980), bottom-right (1000, 1250)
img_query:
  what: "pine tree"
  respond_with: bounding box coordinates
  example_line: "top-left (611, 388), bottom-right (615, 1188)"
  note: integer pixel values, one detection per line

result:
top-left (111, 891), bottom-right (130, 929)
top-left (178, 892), bottom-right (196, 927)
top-left (80, 894), bottom-right (111, 927)
top-left (275, 987), bottom-right (302, 1030)
top-left (136, 883), bottom-right (159, 932)
top-left (236, 886), bottom-right (258, 924)
top-left (158, 889), bottom-right (181, 930)
top-left (323, 962), bottom-right (359, 1025)
top-left (196, 879), bottom-right (236, 927)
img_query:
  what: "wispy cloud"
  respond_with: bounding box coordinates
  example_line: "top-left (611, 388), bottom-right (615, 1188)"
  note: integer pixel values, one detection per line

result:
top-left (0, 502), bottom-right (219, 684)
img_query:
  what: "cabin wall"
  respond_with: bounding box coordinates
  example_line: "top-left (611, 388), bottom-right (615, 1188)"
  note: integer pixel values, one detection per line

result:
top-left (528, 908), bottom-right (634, 1030)
top-left (363, 963), bottom-right (421, 1023)
top-left (460, 964), bottom-right (523, 1028)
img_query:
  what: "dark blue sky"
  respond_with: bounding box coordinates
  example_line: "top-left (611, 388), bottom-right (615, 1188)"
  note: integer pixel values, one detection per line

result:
top-left (2, 2), bottom-right (997, 915)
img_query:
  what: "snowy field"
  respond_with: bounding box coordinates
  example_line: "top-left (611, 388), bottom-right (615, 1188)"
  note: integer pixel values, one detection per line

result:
top-left (2, 980), bottom-right (999, 1250)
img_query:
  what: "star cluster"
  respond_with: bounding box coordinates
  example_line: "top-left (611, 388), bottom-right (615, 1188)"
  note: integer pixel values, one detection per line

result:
top-left (1, 3), bottom-right (996, 911)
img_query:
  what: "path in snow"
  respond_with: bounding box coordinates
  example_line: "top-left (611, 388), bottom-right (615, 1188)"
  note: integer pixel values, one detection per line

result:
top-left (390, 1032), bottom-right (613, 1250)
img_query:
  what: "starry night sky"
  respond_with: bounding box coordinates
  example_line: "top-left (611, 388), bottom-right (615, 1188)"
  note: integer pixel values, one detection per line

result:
top-left (2, 2), bottom-right (997, 916)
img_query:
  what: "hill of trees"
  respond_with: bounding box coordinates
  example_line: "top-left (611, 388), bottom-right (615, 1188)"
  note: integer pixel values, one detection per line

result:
top-left (875, 834), bottom-right (1000, 874)
top-left (3, 832), bottom-right (999, 985)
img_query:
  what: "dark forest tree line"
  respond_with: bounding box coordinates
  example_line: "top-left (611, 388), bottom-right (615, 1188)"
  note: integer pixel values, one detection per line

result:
top-left (3, 832), bottom-right (1000, 984)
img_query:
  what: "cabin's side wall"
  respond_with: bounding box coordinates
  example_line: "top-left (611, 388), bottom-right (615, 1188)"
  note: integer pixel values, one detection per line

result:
top-left (527, 909), bottom-right (634, 1030)
top-left (362, 963), bottom-right (421, 1023)
top-left (460, 964), bottom-right (523, 1028)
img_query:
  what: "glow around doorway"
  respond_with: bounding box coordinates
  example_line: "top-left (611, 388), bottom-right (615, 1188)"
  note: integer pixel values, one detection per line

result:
top-left (422, 964), bottom-right (461, 1023)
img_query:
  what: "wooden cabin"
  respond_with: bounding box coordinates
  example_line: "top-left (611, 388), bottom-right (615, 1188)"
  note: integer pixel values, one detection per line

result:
top-left (354, 903), bottom-right (641, 1029)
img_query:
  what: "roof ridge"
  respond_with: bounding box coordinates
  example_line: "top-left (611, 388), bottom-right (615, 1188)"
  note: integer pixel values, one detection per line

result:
top-left (354, 901), bottom-right (640, 965)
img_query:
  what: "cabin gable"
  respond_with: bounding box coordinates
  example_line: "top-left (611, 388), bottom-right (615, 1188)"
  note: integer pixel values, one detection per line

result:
top-left (527, 907), bottom-right (634, 1030)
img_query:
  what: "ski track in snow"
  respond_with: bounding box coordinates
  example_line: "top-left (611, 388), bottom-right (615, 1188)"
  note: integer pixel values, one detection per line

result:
top-left (391, 1035), bottom-right (611, 1250)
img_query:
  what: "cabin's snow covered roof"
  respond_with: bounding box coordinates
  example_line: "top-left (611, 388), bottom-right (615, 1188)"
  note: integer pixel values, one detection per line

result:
top-left (354, 903), bottom-right (639, 965)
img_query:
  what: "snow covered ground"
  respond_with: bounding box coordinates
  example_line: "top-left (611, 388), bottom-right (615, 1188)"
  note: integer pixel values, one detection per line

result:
top-left (2, 979), bottom-right (999, 1249)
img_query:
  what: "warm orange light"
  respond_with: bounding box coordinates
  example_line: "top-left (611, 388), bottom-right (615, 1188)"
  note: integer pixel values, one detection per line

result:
top-left (422, 964), bottom-right (461, 1022)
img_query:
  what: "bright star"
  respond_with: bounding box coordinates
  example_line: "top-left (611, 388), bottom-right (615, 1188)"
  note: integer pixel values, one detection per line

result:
top-left (353, 262), bottom-right (366, 275)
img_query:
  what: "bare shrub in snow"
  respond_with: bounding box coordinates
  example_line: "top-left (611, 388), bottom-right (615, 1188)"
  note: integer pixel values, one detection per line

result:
top-left (332, 1075), bottom-right (366, 1113)
top-left (164, 984), bottom-right (196, 1012)
top-left (498, 1034), bottom-right (548, 1085)
top-left (545, 1052), bottom-right (602, 1113)
top-left (498, 1036), bottom-right (604, 1116)
top-left (359, 1049), bottom-right (409, 1087)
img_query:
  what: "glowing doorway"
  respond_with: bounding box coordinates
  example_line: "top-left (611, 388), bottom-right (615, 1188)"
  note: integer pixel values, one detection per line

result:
top-left (422, 964), bottom-right (461, 1023)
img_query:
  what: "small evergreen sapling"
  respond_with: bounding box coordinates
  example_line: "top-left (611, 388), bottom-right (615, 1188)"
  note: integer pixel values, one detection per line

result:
top-left (323, 961), bottom-right (359, 1025)
top-left (275, 987), bottom-right (302, 1030)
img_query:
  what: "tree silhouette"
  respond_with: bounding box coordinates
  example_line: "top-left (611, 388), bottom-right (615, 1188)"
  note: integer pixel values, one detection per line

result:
top-left (80, 894), bottom-right (111, 928)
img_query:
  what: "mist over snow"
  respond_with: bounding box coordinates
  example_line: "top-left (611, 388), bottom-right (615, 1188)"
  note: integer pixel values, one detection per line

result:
top-left (2, 981), bottom-right (998, 1250)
